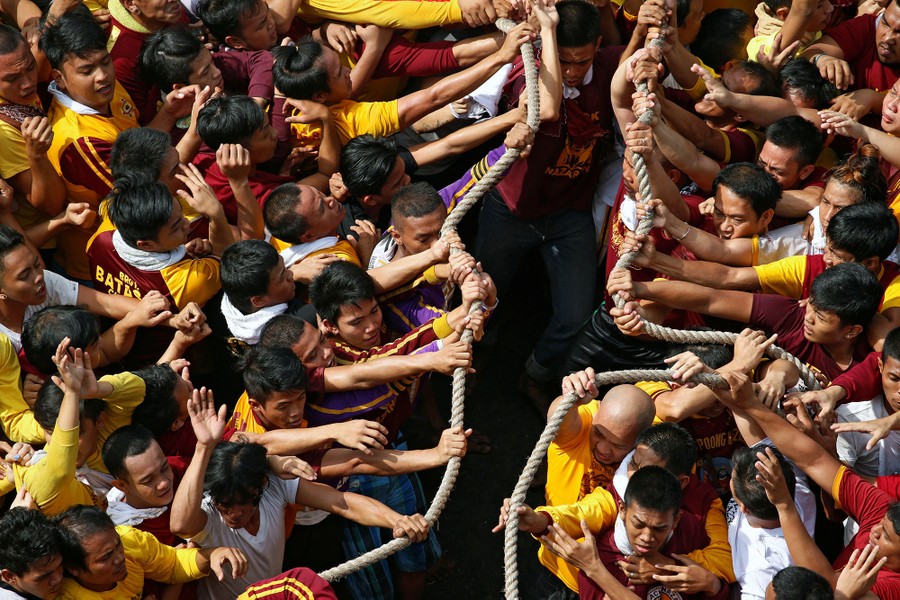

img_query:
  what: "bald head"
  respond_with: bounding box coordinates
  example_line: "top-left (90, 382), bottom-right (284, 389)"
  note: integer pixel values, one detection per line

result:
top-left (590, 385), bottom-right (656, 463)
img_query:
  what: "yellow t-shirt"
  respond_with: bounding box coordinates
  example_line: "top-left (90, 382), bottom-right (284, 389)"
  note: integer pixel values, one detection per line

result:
top-left (57, 525), bottom-right (204, 599)
top-left (228, 391), bottom-right (268, 435)
top-left (82, 372), bottom-right (148, 474)
top-left (0, 332), bottom-right (44, 444)
top-left (301, 0), bottom-right (462, 28)
top-left (753, 254), bottom-right (808, 299)
top-left (290, 99), bottom-right (400, 148)
top-left (747, 30), bottom-right (822, 63)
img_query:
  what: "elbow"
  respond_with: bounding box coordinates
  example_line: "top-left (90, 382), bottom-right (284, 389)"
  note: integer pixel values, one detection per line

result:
top-left (540, 103), bottom-right (560, 123)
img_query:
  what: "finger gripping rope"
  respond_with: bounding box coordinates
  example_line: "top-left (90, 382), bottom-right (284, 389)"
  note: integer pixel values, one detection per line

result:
top-left (318, 17), bottom-right (541, 583)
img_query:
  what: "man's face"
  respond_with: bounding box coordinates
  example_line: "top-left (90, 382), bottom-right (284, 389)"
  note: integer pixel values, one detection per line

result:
top-left (119, 442), bottom-right (175, 509)
top-left (818, 180), bottom-right (860, 232)
top-left (235, 0), bottom-right (278, 51)
top-left (374, 157), bottom-right (411, 206)
top-left (558, 41), bottom-right (599, 89)
top-left (758, 142), bottom-right (804, 190)
top-left (187, 47), bottom-right (224, 92)
top-left (0, 244), bottom-right (46, 306)
top-left (319, 46), bottom-right (352, 103)
top-left (291, 321), bottom-right (334, 369)
top-left (808, 0), bottom-right (834, 32)
top-left (869, 516), bottom-right (900, 571)
top-left (589, 414), bottom-right (638, 466)
top-left (144, 198), bottom-right (189, 252)
top-left (393, 206), bottom-right (446, 256)
top-left (157, 147), bottom-right (185, 196)
top-left (883, 80), bottom-right (900, 134)
top-left (1, 555), bottom-right (64, 600)
top-left (679, 0), bottom-right (705, 46)
top-left (802, 300), bottom-right (850, 344)
top-left (880, 355), bottom-right (900, 414)
top-left (0, 40), bottom-right (38, 106)
top-left (251, 389), bottom-right (306, 429)
top-left (333, 297), bottom-right (382, 349)
top-left (54, 50), bottom-right (115, 113)
top-left (260, 257), bottom-right (296, 306)
top-left (213, 490), bottom-right (262, 529)
top-left (877, 3), bottom-right (900, 65)
top-left (713, 185), bottom-right (767, 240)
top-left (127, 0), bottom-right (183, 27)
top-left (297, 185), bottom-right (346, 242)
top-left (626, 444), bottom-right (667, 478)
top-left (74, 529), bottom-right (127, 589)
top-left (247, 122), bottom-right (277, 165)
top-left (822, 242), bottom-right (860, 269)
top-left (620, 503), bottom-right (681, 556)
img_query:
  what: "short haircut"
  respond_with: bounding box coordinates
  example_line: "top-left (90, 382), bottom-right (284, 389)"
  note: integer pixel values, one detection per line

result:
top-left (635, 422), bottom-right (698, 477)
top-left (339, 135), bottom-right (400, 198)
top-left (34, 378), bottom-right (104, 431)
top-left (692, 9), bottom-right (751, 72)
top-left (765, 116), bottom-right (824, 167)
top-left (0, 508), bottom-right (61, 576)
top-left (271, 39), bottom-right (329, 100)
top-left (882, 327), bottom-right (900, 364)
top-left (730, 60), bottom-right (781, 98)
top-left (205, 441), bottom-right (269, 504)
top-left (675, 0), bottom-right (694, 26)
top-left (102, 424), bottom-right (158, 481)
top-left (196, 95), bottom-right (266, 151)
top-left (808, 262), bottom-right (882, 327)
top-left (197, 0), bottom-right (259, 43)
top-left (309, 261), bottom-right (376, 324)
top-left (556, 0), bottom-right (601, 48)
top-left (22, 306), bottom-right (101, 375)
top-left (731, 444), bottom-right (796, 521)
top-left (0, 24), bottom-right (25, 56)
top-left (107, 182), bottom-right (174, 248)
top-left (827, 143), bottom-right (887, 205)
top-left (130, 364), bottom-right (181, 437)
top-left (713, 163), bottom-right (781, 217)
top-left (39, 9), bottom-right (107, 71)
top-left (0, 225), bottom-right (28, 275)
top-left (242, 344), bottom-right (307, 402)
top-left (669, 339), bottom-right (734, 370)
top-left (53, 505), bottom-right (116, 571)
top-left (220, 240), bottom-right (281, 314)
top-left (391, 182), bottom-right (444, 221)
top-left (771, 567), bottom-right (834, 600)
top-left (139, 25), bottom-right (204, 93)
top-left (763, 0), bottom-right (791, 13)
top-left (264, 183), bottom-right (308, 244)
top-left (780, 59), bottom-right (838, 109)
top-left (258, 314), bottom-right (307, 349)
top-left (827, 202), bottom-right (899, 262)
top-left (623, 465), bottom-right (683, 514)
top-left (110, 127), bottom-right (172, 189)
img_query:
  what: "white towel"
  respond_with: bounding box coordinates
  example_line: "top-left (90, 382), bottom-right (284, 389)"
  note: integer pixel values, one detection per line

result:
top-left (112, 230), bottom-right (187, 272)
top-left (220, 293), bottom-right (288, 344)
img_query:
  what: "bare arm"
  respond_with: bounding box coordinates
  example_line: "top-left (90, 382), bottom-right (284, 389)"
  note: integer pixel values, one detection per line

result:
top-left (410, 109), bottom-right (522, 167)
top-left (654, 386), bottom-right (719, 422)
top-left (610, 272), bottom-right (755, 323)
top-left (652, 120), bottom-right (720, 192)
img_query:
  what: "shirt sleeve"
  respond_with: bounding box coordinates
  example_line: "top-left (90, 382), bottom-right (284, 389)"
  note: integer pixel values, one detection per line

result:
top-left (554, 401), bottom-right (597, 450)
top-left (832, 352), bottom-right (882, 403)
top-left (97, 372), bottom-right (148, 444)
top-left (536, 486), bottom-right (618, 537)
top-left (753, 255), bottom-right (808, 298)
top-left (748, 293), bottom-right (803, 337)
top-left (373, 35), bottom-right (459, 79)
top-left (44, 271), bottom-right (80, 307)
top-left (0, 121), bottom-right (29, 180)
top-left (120, 526), bottom-right (205, 584)
top-left (300, 0), bottom-right (462, 28)
top-left (833, 465), bottom-right (891, 530)
top-left (58, 137), bottom-right (115, 200)
top-left (826, 15), bottom-right (876, 64)
top-left (0, 334), bottom-right (44, 444)
top-left (17, 424), bottom-right (79, 509)
top-left (245, 50), bottom-right (276, 100)
top-left (881, 273), bottom-right (900, 311)
top-left (161, 258), bottom-right (222, 309)
top-left (685, 498), bottom-right (735, 583)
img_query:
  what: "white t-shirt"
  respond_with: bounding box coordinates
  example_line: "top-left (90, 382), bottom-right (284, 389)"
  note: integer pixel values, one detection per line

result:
top-left (190, 474), bottom-right (299, 600)
top-left (836, 399), bottom-right (900, 477)
top-left (0, 270), bottom-right (79, 352)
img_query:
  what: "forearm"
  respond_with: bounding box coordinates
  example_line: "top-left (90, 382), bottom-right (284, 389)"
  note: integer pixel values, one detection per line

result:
top-left (780, 0), bottom-right (817, 48)
top-left (636, 279), bottom-right (752, 321)
top-left (538, 25), bottom-right (562, 122)
top-left (322, 446), bottom-right (444, 477)
top-left (97, 322), bottom-right (137, 366)
top-left (228, 179), bottom-right (264, 242)
top-left (776, 188), bottom-right (824, 218)
top-left (410, 110), bottom-right (519, 167)
top-left (452, 31), bottom-right (503, 66)
top-left (78, 286), bottom-right (139, 320)
top-left (170, 443), bottom-right (213, 537)
top-left (777, 502), bottom-right (837, 586)
top-left (247, 425), bottom-right (344, 456)
top-left (759, 359), bottom-right (801, 390)
top-left (718, 93), bottom-right (819, 128)
top-left (664, 44), bottom-right (704, 91)
top-left (369, 252), bottom-right (438, 294)
top-left (349, 41), bottom-right (388, 99)
top-left (581, 559), bottom-right (642, 600)
top-left (22, 211), bottom-right (69, 249)
top-left (661, 99), bottom-right (725, 160)
top-left (654, 122), bottom-right (719, 192)
top-left (855, 124), bottom-right (900, 166)
top-left (316, 118), bottom-right (341, 177)
top-left (146, 109), bottom-right (178, 136)
top-left (26, 157), bottom-right (67, 216)
top-left (798, 37), bottom-right (844, 60)
top-left (300, 0), bottom-right (462, 29)
top-left (174, 129), bottom-right (203, 166)
top-left (654, 386), bottom-right (718, 422)
top-left (651, 253), bottom-right (761, 291)
top-left (648, 158), bottom-right (691, 221)
top-left (599, 3), bottom-right (621, 46)
top-left (323, 353), bottom-right (433, 391)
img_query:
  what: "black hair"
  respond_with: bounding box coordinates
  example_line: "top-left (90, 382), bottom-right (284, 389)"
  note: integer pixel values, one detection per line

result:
top-left (264, 183), bottom-right (308, 244)
top-left (107, 183), bottom-right (175, 248)
top-left (771, 567), bottom-right (834, 600)
top-left (220, 240), bottom-right (280, 314)
top-left (668, 339), bottom-right (734, 370)
top-left (130, 364), bottom-right (181, 437)
top-left (780, 59), bottom-right (839, 109)
top-left (271, 39), bottom-right (330, 100)
top-left (827, 202), bottom-right (899, 263)
top-left (556, 0), bottom-right (602, 48)
top-left (0, 24), bottom-right (25, 56)
top-left (827, 143), bottom-right (887, 205)
top-left (692, 9), bottom-right (751, 72)
top-left (0, 508), bottom-right (61, 576)
top-left (139, 25), bottom-right (204, 93)
top-left (731, 444), bottom-right (796, 521)
top-left (102, 424), bottom-right (158, 481)
top-left (0, 225), bottom-right (28, 275)
top-left (34, 378), bottom-right (104, 431)
top-left (635, 422), bottom-right (698, 477)
top-left (763, 0), bottom-right (791, 13)
top-left (391, 182), bottom-right (444, 221)
top-left (883, 328), bottom-right (900, 364)
top-left (258, 314), bottom-right (308, 349)
top-left (242, 345), bottom-right (307, 403)
top-left (309, 261), bottom-right (376, 324)
top-left (22, 306), bottom-right (101, 375)
top-left (197, 0), bottom-right (260, 44)
top-left (339, 135), bottom-right (400, 198)
top-left (196, 94), bottom-right (266, 151)
top-left (110, 128), bottom-right (173, 189)
top-left (732, 60), bottom-right (782, 98)
top-left (887, 502), bottom-right (900, 541)
top-left (765, 116), bottom-right (824, 167)
top-left (39, 10), bottom-right (107, 71)
top-left (808, 262), bottom-right (882, 327)
top-left (713, 163), bottom-right (781, 217)
top-left (623, 465), bottom-right (683, 514)
top-left (53, 506), bottom-right (116, 571)
top-left (205, 441), bottom-right (269, 504)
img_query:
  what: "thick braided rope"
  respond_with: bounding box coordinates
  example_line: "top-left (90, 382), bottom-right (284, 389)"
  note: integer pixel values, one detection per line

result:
top-left (318, 17), bottom-right (541, 583)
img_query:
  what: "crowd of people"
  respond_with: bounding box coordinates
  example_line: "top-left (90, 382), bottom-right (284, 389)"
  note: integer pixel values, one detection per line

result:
top-left (1, 0), bottom-right (900, 596)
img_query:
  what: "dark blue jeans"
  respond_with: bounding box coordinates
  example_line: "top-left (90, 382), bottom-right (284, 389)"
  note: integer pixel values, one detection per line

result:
top-left (475, 190), bottom-right (597, 382)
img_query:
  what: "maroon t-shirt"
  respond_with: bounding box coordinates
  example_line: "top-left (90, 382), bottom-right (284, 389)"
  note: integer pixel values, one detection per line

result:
top-left (827, 14), bottom-right (900, 92)
top-left (192, 152), bottom-right (293, 224)
top-left (213, 48), bottom-right (274, 100)
top-left (832, 351), bottom-right (882, 403)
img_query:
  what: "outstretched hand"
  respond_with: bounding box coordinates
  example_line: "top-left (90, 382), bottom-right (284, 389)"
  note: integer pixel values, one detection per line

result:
top-left (188, 387), bottom-right (227, 448)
